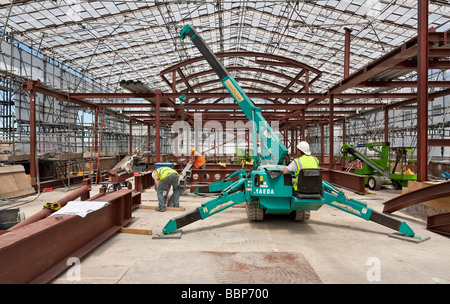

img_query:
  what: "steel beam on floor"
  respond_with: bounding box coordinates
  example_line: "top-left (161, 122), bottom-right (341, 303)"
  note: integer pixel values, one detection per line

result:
top-left (0, 185), bottom-right (140, 284)
top-left (383, 182), bottom-right (450, 214)
top-left (427, 212), bottom-right (450, 236)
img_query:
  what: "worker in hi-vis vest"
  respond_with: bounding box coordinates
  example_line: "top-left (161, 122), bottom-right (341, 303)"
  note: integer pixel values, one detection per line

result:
top-left (189, 148), bottom-right (206, 169)
top-left (282, 141), bottom-right (320, 191)
top-left (152, 166), bottom-right (180, 212)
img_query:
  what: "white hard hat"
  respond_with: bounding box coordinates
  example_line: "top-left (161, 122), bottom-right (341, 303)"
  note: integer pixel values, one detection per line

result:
top-left (297, 141), bottom-right (311, 155)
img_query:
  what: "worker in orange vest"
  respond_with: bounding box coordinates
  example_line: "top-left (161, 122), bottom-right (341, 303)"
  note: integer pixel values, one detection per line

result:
top-left (189, 148), bottom-right (206, 169)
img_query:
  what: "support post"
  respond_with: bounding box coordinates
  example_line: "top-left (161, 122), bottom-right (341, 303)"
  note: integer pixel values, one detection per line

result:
top-left (155, 90), bottom-right (161, 163)
top-left (129, 119), bottom-right (133, 155)
top-left (384, 107), bottom-right (389, 142)
top-left (301, 110), bottom-right (305, 140)
top-left (329, 95), bottom-right (334, 169)
top-left (147, 124), bottom-right (151, 169)
top-left (29, 89), bottom-right (36, 186)
top-left (320, 123), bottom-right (325, 164)
top-left (305, 70), bottom-right (309, 109)
top-left (94, 109), bottom-right (99, 154)
top-left (291, 126), bottom-right (295, 155)
top-left (342, 118), bottom-right (346, 146)
top-left (295, 127), bottom-right (298, 154)
top-left (417, 0), bottom-right (429, 181)
top-left (344, 27), bottom-right (352, 79)
top-left (284, 121), bottom-right (288, 147)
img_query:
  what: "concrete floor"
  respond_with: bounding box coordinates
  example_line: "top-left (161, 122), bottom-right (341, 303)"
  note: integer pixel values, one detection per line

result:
top-left (5, 182), bottom-right (450, 284)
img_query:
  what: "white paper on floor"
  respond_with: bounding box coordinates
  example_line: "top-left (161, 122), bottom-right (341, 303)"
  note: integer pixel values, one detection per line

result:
top-left (50, 201), bottom-right (110, 218)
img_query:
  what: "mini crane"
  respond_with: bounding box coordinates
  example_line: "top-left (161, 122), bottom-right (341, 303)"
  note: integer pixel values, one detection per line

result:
top-left (162, 25), bottom-right (418, 240)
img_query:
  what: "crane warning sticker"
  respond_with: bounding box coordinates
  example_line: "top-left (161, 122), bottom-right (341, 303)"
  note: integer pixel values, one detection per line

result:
top-left (224, 79), bottom-right (244, 102)
top-left (209, 200), bottom-right (234, 214)
top-left (330, 201), bottom-right (361, 216)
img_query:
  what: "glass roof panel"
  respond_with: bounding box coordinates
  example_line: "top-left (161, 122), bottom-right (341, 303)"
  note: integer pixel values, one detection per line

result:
top-left (0, 0), bottom-right (447, 102)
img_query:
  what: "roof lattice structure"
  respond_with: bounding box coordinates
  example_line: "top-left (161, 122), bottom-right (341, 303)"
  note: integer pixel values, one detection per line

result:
top-left (1, 0), bottom-right (449, 99)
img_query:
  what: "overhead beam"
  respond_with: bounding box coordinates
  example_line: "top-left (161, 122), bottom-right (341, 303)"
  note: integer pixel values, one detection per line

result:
top-left (327, 38), bottom-right (419, 96)
top-left (97, 103), bottom-right (386, 109)
top-left (357, 81), bottom-right (450, 88)
top-left (69, 91), bottom-right (419, 101)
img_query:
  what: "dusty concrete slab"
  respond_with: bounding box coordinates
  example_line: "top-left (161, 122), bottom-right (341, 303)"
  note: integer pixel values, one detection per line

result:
top-left (3, 183), bottom-right (449, 285)
top-left (119, 251), bottom-right (322, 284)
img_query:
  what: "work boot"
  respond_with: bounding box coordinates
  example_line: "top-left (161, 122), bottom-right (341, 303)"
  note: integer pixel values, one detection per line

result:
top-left (155, 207), bottom-right (165, 212)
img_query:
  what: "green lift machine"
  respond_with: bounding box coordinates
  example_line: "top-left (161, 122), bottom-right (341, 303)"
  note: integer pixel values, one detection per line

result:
top-left (161, 24), bottom-right (420, 240)
top-left (341, 142), bottom-right (417, 190)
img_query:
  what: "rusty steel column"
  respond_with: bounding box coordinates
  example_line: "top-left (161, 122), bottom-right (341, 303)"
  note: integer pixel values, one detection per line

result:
top-left (344, 27), bottom-right (352, 79)
top-left (320, 123), bottom-right (325, 164)
top-left (155, 89), bottom-right (161, 162)
top-left (284, 121), bottom-right (288, 148)
top-left (305, 70), bottom-right (309, 114)
top-left (93, 108), bottom-right (99, 154)
top-left (291, 127), bottom-right (295, 155)
top-left (147, 124), bottom-right (151, 169)
top-left (301, 110), bottom-right (306, 140)
top-left (129, 119), bottom-right (133, 155)
top-left (29, 89), bottom-right (37, 186)
top-left (384, 107), bottom-right (389, 142)
top-left (417, 0), bottom-right (429, 182)
top-left (329, 95), bottom-right (334, 169)
top-left (172, 70), bottom-right (177, 92)
top-left (295, 127), bottom-right (298, 154)
top-left (342, 118), bottom-right (346, 146)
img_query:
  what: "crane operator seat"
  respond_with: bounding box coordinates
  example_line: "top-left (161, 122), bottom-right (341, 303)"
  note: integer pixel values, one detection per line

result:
top-left (294, 168), bottom-right (323, 200)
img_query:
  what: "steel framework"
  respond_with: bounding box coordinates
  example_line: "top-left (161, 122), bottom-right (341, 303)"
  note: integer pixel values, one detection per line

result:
top-left (0, 1), bottom-right (448, 183)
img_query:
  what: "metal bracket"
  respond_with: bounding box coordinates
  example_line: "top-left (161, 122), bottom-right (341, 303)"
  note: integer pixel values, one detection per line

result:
top-left (153, 230), bottom-right (182, 239)
top-left (388, 232), bottom-right (431, 243)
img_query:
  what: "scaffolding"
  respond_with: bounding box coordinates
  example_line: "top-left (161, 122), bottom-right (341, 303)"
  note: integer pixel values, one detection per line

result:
top-left (0, 34), bottom-right (167, 185)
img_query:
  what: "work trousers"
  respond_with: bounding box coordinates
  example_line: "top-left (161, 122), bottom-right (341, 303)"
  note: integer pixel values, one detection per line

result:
top-left (156, 173), bottom-right (180, 210)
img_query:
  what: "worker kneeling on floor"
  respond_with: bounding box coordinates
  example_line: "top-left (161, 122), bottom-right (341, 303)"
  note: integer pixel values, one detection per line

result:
top-left (152, 166), bottom-right (180, 212)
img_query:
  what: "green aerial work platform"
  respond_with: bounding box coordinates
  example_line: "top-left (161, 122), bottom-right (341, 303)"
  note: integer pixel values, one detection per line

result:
top-left (341, 142), bottom-right (417, 190)
top-left (160, 24), bottom-right (423, 242)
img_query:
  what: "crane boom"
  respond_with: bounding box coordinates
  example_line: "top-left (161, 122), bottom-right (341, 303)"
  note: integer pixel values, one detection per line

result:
top-left (180, 24), bottom-right (289, 165)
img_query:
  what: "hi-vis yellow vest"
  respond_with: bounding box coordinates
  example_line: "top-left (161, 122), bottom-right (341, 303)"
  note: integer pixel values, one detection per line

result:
top-left (156, 167), bottom-right (179, 180)
top-left (293, 155), bottom-right (320, 191)
top-left (193, 150), bottom-right (206, 168)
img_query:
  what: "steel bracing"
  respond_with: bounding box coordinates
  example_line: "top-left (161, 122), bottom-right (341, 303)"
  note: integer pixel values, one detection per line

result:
top-left (0, 1), bottom-right (448, 182)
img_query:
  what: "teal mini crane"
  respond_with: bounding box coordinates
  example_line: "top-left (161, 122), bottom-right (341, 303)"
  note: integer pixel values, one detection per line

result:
top-left (162, 24), bottom-right (418, 240)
